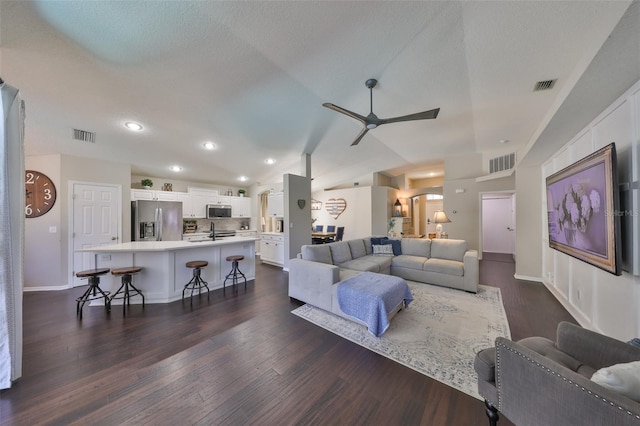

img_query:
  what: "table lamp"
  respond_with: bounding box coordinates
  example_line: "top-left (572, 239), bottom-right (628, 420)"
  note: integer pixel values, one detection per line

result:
top-left (433, 210), bottom-right (451, 238)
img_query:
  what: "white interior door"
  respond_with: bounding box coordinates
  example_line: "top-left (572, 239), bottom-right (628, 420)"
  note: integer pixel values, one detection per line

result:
top-left (482, 194), bottom-right (515, 254)
top-left (71, 183), bottom-right (120, 287)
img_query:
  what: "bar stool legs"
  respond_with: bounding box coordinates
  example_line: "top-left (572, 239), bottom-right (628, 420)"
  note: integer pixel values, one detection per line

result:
top-left (110, 267), bottom-right (144, 316)
top-left (224, 255), bottom-right (247, 292)
top-left (75, 268), bottom-right (111, 319)
top-left (183, 261), bottom-right (210, 305)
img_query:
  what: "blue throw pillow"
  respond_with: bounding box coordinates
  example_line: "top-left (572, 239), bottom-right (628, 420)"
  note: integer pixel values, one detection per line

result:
top-left (371, 236), bottom-right (389, 246)
top-left (383, 239), bottom-right (402, 256)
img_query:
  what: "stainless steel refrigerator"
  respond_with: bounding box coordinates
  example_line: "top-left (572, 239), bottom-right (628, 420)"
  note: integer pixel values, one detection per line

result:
top-left (132, 200), bottom-right (183, 241)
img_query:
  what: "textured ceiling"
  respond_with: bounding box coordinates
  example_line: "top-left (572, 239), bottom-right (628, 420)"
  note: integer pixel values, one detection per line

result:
top-left (0, 1), bottom-right (632, 191)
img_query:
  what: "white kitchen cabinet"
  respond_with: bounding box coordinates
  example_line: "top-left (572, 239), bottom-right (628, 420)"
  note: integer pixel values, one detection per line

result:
top-left (131, 189), bottom-right (178, 201)
top-left (391, 216), bottom-right (413, 237)
top-left (230, 196), bottom-right (251, 218)
top-left (260, 233), bottom-right (284, 267)
top-left (177, 192), bottom-right (194, 218)
top-left (267, 192), bottom-right (284, 217)
top-left (207, 194), bottom-right (230, 205)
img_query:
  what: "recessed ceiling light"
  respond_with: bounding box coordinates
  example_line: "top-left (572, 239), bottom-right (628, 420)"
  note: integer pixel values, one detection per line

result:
top-left (499, 139), bottom-right (509, 144)
top-left (170, 165), bottom-right (182, 172)
top-left (238, 176), bottom-right (248, 182)
top-left (124, 121), bottom-right (143, 131)
top-left (203, 141), bottom-right (216, 150)
top-left (265, 158), bottom-right (276, 165)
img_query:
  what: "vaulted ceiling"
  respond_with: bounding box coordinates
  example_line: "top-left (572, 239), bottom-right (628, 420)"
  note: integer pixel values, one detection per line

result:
top-left (0, 1), bottom-right (634, 191)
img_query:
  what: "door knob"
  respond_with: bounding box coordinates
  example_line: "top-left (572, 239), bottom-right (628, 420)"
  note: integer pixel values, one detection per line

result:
top-left (111, 236), bottom-right (117, 240)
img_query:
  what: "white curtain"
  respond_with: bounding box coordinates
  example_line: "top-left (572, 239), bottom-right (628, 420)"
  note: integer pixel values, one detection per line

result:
top-left (0, 80), bottom-right (25, 389)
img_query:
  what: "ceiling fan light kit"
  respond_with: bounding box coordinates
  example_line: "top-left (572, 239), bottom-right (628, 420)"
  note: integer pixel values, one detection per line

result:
top-left (323, 78), bottom-right (440, 146)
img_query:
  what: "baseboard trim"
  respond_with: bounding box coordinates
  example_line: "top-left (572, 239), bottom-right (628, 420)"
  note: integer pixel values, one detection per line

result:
top-left (513, 274), bottom-right (543, 283)
top-left (24, 285), bottom-right (71, 292)
top-left (541, 279), bottom-right (595, 331)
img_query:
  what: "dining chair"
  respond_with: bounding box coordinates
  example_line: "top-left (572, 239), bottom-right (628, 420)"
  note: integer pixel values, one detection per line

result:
top-left (314, 225), bottom-right (323, 232)
top-left (335, 227), bottom-right (344, 241)
top-left (326, 225), bottom-right (336, 232)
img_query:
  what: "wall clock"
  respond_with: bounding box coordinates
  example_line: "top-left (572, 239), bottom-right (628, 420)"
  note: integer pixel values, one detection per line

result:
top-left (25, 170), bottom-right (57, 218)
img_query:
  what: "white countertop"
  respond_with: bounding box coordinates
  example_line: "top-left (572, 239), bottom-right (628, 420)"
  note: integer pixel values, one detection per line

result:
top-left (260, 232), bottom-right (285, 236)
top-left (77, 236), bottom-right (259, 253)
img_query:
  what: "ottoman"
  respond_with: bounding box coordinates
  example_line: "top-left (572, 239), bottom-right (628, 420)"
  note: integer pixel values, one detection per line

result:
top-left (337, 271), bottom-right (413, 337)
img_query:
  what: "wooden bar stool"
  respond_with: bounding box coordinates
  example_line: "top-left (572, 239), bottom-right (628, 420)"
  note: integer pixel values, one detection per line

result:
top-left (183, 260), bottom-right (210, 305)
top-left (110, 266), bottom-right (144, 316)
top-left (75, 268), bottom-right (111, 319)
top-left (223, 255), bottom-right (247, 292)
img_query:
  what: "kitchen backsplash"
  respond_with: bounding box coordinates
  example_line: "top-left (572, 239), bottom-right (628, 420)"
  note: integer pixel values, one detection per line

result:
top-left (185, 218), bottom-right (252, 233)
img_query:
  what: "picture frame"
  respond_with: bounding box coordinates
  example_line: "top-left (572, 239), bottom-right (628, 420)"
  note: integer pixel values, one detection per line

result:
top-left (546, 143), bottom-right (621, 275)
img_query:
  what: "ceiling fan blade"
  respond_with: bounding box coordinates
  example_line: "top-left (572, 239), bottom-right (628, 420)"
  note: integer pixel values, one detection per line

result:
top-left (323, 103), bottom-right (366, 124)
top-left (380, 108), bottom-right (440, 125)
top-left (351, 127), bottom-right (369, 146)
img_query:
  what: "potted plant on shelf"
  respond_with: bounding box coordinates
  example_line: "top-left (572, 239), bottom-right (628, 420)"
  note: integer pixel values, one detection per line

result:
top-left (141, 178), bottom-right (153, 190)
top-left (238, 189), bottom-right (246, 197)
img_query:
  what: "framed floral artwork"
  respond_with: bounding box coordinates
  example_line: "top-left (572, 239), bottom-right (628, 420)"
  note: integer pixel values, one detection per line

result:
top-left (546, 143), bottom-right (621, 275)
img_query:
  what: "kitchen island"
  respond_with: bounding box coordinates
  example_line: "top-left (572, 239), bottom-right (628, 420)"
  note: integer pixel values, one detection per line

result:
top-left (77, 237), bottom-right (258, 304)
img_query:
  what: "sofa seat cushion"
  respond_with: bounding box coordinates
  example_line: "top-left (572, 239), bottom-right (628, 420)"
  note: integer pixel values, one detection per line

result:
top-left (392, 254), bottom-right (428, 270)
top-left (423, 258), bottom-right (464, 276)
top-left (330, 241), bottom-right (353, 264)
top-left (339, 255), bottom-right (393, 273)
top-left (301, 244), bottom-right (333, 265)
top-left (518, 336), bottom-right (596, 379)
top-left (431, 239), bottom-right (467, 262)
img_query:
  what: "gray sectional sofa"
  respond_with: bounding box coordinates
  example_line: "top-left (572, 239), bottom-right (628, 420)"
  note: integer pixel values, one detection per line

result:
top-left (288, 237), bottom-right (479, 316)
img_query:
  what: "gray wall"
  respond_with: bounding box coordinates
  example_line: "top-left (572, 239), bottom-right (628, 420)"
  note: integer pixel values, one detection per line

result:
top-left (443, 153), bottom-right (516, 252)
top-left (284, 173), bottom-right (311, 270)
top-left (25, 154), bottom-right (131, 289)
top-left (514, 165), bottom-right (542, 279)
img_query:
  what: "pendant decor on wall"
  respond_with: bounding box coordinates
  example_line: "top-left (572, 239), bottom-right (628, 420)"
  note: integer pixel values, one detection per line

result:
top-left (325, 198), bottom-right (347, 219)
top-left (297, 199), bottom-right (306, 209)
top-left (311, 199), bottom-right (322, 210)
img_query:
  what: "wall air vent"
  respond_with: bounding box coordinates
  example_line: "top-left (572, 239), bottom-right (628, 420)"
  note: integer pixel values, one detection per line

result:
top-left (533, 79), bottom-right (557, 92)
top-left (489, 152), bottom-right (516, 174)
top-left (73, 128), bottom-right (96, 143)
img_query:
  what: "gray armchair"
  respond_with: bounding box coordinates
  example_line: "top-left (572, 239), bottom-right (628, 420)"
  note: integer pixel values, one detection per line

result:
top-left (474, 322), bottom-right (640, 426)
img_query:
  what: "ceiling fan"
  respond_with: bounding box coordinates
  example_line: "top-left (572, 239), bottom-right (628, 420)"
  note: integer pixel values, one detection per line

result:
top-left (323, 78), bottom-right (440, 146)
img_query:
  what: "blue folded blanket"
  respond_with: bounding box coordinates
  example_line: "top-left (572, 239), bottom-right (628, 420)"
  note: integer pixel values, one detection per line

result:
top-left (337, 272), bottom-right (413, 337)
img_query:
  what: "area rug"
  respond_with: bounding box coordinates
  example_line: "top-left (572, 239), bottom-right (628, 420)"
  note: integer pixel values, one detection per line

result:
top-left (291, 282), bottom-right (510, 400)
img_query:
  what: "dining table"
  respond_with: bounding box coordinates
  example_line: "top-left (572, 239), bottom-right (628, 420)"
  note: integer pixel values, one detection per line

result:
top-left (311, 231), bottom-right (336, 244)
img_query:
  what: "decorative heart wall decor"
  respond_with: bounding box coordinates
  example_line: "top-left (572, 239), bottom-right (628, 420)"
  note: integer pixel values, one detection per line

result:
top-left (297, 199), bottom-right (306, 209)
top-left (325, 198), bottom-right (347, 219)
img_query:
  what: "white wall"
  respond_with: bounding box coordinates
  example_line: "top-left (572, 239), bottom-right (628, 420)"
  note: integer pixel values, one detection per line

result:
top-left (540, 79), bottom-right (640, 340)
top-left (311, 186), bottom-right (396, 241)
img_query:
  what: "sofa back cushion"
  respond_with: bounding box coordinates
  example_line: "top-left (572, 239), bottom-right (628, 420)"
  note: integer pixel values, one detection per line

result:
top-left (431, 239), bottom-right (467, 262)
top-left (330, 241), bottom-right (353, 264)
top-left (301, 244), bottom-right (333, 265)
top-left (348, 239), bottom-right (367, 259)
top-left (400, 238), bottom-right (431, 257)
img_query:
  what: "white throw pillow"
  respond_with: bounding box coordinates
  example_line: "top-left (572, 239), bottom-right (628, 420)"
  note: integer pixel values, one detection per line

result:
top-left (372, 244), bottom-right (394, 256)
top-left (591, 360), bottom-right (640, 402)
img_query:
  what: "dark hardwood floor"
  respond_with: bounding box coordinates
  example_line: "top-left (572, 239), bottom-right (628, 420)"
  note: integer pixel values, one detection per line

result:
top-left (1, 253), bottom-right (575, 425)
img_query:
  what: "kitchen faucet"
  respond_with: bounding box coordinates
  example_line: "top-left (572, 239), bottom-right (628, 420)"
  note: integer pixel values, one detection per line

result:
top-left (209, 221), bottom-right (215, 241)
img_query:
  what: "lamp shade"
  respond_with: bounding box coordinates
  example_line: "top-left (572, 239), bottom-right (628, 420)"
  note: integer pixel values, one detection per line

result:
top-left (433, 211), bottom-right (451, 223)
top-left (394, 198), bottom-right (402, 206)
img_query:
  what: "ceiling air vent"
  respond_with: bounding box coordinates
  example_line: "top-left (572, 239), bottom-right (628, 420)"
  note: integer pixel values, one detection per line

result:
top-left (533, 79), bottom-right (557, 92)
top-left (489, 152), bottom-right (516, 174)
top-left (73, 128), bottom-right (96, 143)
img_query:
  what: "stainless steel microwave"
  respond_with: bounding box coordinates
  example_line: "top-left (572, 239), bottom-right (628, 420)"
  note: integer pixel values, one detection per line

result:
top-left (206, 204), bottom-right (232, 218)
